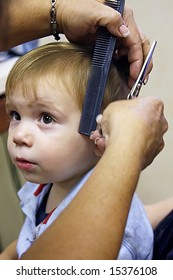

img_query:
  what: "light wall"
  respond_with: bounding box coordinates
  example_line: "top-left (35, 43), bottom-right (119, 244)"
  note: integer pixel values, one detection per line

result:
top-left (128, 0), bottom-right (173, 203)
top-left (0, 133), bottom-right (24, 250)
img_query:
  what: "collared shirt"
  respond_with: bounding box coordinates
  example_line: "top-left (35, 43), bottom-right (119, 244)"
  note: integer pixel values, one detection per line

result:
top-left (16, 170), bottom-right (153, 259)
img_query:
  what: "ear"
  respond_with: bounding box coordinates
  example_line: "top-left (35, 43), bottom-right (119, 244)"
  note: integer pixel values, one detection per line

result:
top-left (90, 130), bottom-right (106, 157)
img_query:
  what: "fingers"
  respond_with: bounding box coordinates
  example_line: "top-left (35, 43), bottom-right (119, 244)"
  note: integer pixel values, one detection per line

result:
top-left (116, 6), bottom-right (142, 87)
top-left (90, 114), bottom-right (106, 156)
top-left (58, 1), bottom-right (154, 90)
top-left (140, 32), bottom-right (153, 81)
top-left (116, 6), bottom-right (152, 88)
top-left (57, 0), bottom-right (129, 42)
top-left (90, 97), bottom-right (168, 170)
top-left (138, 97), bottom-right (168, 169)
top-left (90, 131), bottom-right (106, 155)
top-left (100, 7), bottom-right (130, 38)
top-left (105, 4), bottom-right (153, 87)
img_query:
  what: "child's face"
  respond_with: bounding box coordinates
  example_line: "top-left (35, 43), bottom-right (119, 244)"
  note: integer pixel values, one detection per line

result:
top-left (6, 81), bottom-right (99, 186)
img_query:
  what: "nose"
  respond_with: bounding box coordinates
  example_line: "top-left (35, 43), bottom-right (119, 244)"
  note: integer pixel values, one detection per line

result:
top-left (13, 122), bottom-right (33, 147)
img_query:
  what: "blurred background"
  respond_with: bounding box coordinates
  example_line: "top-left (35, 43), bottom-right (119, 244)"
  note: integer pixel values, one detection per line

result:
top-left (127, 0), bottom-right (173, 203)
top-left (0, 0), bottom-right (173, 251)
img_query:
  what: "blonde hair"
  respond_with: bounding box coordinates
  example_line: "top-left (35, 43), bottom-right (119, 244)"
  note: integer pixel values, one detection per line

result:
top-left (6, 42), bottom-right (128, 111)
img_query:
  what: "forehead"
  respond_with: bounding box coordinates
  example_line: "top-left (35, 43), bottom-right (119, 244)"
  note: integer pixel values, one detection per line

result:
top-left (6, 80), bottom-right (79, 116)
top-left (8, 76), bottom-right (74, 100)
top-left (7, 70), bottom-right (75, 97)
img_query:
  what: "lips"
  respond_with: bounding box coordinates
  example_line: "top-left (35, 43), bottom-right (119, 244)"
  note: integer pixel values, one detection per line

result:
top-left (16, 157), bottom-right (36, 171)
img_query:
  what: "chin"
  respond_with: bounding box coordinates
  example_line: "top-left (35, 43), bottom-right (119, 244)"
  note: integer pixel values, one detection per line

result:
top-left (22, 174), bottom-right (43, 184)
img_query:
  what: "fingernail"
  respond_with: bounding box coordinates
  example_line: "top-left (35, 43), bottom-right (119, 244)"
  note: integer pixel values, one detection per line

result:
top-left (119, 25), bottom-right (130, 38)
top-left (143, 75), bottom-right (149, 85)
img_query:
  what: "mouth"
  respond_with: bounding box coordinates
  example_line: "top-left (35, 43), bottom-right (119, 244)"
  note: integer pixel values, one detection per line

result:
top-left (15, 157), bottom-right (36, 171)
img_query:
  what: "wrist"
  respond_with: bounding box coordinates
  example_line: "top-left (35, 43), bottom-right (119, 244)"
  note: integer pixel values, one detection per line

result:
top-left (106, 130), bottom-right (145, 170)
top-left (55, 0), bottom-right (63, 34)
top-left (50, 0), bottom-right (60, 40)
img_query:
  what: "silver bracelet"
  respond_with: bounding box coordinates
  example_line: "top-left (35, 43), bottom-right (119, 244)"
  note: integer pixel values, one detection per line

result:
top-left (50, 0), bottom-right (60, 40)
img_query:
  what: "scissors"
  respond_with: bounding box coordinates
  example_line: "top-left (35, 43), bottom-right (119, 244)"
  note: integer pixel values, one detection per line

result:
top-left (127, 40), bottom-right (157, 99)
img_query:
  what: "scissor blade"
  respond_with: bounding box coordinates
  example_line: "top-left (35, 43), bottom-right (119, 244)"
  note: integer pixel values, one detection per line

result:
top-left (127, 40), bottom-right (157, 99)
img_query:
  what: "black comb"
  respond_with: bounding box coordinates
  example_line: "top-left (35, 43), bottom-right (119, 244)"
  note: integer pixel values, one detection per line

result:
top-left (78, 0), bottom-right (125, 136)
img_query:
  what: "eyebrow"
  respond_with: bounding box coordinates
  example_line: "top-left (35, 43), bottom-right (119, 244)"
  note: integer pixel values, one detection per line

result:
top-left (6, 97), bottom-right (67, 119)
top-left (6, 96), bottom-right (55, 109)
top-left (31, 100), bottom-right (65, 114)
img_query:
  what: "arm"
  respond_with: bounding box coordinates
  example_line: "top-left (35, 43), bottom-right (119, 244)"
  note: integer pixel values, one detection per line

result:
top-left (22, 137), bottom-right (142, 260)
top-left (0, 0), bottom-right (127, 49)
top-left (21, 97), bottom-right (168, 260)
top-left (1, 0), bottom-right (50, 49)
top-left (0, 240), bottom-right (18, 260)
top-left (145, 197), bottom-right (173, 230)
top-left (0, 0), bottom-right (151, 87)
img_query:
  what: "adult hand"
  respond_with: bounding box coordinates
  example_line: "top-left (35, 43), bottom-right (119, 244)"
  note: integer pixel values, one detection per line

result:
top-left (1, 0), bottom-right (152, 88)
top-left (57, 0), bottom-right (152, 87)
top-left (91, 97), bottom-right (168, 170)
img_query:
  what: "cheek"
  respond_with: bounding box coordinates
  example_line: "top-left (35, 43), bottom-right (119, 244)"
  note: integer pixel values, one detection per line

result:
top-left (38, 131), bottom-right (97, 171)
top-left (7, 134), bottom-right (13, 155)
top-left (51, 135), bottom-right (92, 163)
top-left (69, 135), bottom-right (96, 162)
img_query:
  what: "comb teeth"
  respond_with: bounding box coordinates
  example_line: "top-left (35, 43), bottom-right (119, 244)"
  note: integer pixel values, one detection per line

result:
top-left (105, 0), bottom-right (124, 14)
top-left (78, 0), bottom-right (125, 136)
top-left (91, 0), bottom-right (121, 67)
top-left (106, 0), bottom-right (120, 8)
top-left (93, 32), bottom-right (115, 67)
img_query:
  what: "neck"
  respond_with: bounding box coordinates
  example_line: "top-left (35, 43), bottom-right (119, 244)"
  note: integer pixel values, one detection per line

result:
top-left (45, 174), bottom-right (85, 213)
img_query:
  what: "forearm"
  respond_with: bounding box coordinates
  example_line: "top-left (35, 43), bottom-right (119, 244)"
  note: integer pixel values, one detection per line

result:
top-left (22, 140), bottom-right (142, 260)
top-left (0, 0), bottom-right (123, 50)
top-left (0, 240), bottom-right (18, 260)
top-left (0, 0), bottom-right (51, 50)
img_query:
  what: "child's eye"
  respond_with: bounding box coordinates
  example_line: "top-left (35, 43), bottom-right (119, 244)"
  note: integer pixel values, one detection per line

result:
top-left (41, 114), bottom-right (54, 124)
top-left (10, 111), bottom-right (21, 121)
